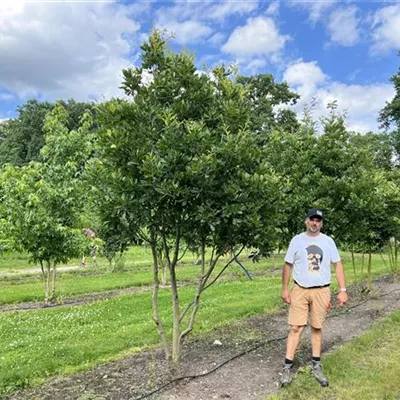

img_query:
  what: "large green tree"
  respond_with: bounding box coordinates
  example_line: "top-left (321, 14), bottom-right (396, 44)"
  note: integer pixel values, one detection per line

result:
top-left (92, 31), bottom-right (285, 366)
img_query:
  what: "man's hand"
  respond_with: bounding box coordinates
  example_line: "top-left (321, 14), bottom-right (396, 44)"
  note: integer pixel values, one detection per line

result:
top-left (337, 291), bottom-right (348, 307)
top-left (281, 288), bottom-right (291, 304)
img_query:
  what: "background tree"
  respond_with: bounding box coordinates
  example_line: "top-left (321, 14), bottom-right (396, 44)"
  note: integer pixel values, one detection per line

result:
top-left (0, 104), bottom-right (94, 301)
top-left (0, 99), bottom-right (95, 166)
top-left (237, 74), bottom-right (300, 134)
top-left (379, 50), bottom-right (400, 164)
top-left (263, 106), bottom-right (320, 248)
top-left (314, 106), bottom-right (399, 283)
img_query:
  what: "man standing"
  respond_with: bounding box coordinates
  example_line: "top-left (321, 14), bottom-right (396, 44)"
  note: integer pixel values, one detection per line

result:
top-left (280, 208), bottom-right (348, 387)
top-left (81, 228), bottom-right (98, 266)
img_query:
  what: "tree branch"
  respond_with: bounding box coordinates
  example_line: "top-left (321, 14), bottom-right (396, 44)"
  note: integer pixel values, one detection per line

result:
top-left (203, 245), bottom-right (245, 291)
top-left (177, 243), bottom-right (189, 262)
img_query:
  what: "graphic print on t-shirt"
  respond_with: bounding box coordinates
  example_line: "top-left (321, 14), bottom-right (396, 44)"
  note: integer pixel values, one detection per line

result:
top-left (306, 244), bottom-right (323, 272)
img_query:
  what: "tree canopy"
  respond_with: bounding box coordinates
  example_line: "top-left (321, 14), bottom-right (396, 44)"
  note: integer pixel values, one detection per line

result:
top-left (0, 99), bottom-right (96, 167)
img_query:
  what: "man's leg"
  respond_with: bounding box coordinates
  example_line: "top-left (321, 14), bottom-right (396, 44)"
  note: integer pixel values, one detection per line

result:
top-left (309, 288), bottom-right (330, 387)
top-left (286, 325), bottom-right (305, 360)
top-left (281, 325), bottom-right (305, 386)
top-left (311, 326), bottom-right (322, 358)
top-left (281, 285), bottom-right (309, 387)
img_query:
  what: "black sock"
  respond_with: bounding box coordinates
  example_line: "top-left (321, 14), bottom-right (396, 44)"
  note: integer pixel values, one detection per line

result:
top-left (285, 358), bottom-right (293, 366)
top-left (312, 356), bottom-right (321, 363)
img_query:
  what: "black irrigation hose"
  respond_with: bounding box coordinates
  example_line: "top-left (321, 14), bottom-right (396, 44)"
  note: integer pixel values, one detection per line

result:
top-left (344, 287), bottom-right (400, 312)
top-left (133, 287), bottom-right (400, 400)
top-left (133, 335), bottom-right (287, 400)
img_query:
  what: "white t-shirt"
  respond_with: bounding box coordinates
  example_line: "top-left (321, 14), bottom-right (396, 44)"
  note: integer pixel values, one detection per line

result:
top-left (284, 232), bottom-right (341, 288)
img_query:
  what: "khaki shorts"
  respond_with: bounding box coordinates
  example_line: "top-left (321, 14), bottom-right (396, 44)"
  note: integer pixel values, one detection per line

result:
top-left (288, 284), bottom-right (331, 329)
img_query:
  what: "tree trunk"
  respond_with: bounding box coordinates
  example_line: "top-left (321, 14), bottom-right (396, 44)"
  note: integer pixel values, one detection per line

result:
top-left (367, 250), bottom-right (372, 291)
top-left (388, 238), bottom-right (399, 274)
top-left (45, 261), bottom-right (51, 303)
top-left (179, 257), bottom-right (219, 343)
top-left (200, 240), bottom-right (205, 276)
top-left (169, 255), bottom-right (181, 367)
top-left (150, 235), bottom-right (170, 361)
top-left (162, 228), bottom-right (181, 368)
top-left (51, 262), bottom-right (57, 301)
top-left (351, 246), bottom-right (357, 278)
top-left (361, 252), bottom-right (365, 277)
top-left (158, 249), bottom-right (167, 286)
top-left (40, 261), bottom-right (48, 302)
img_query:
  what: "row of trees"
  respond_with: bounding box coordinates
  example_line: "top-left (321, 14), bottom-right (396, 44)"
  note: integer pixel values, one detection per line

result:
top-left (0, 31), bottom-right (399, 366)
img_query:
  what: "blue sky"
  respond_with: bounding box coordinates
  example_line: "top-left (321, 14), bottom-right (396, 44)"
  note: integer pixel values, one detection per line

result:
top-left (0, 0), bottom-right (399, 133)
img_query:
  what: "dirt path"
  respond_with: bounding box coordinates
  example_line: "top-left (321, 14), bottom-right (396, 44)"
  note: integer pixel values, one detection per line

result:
top-left (5, 275), bottom-right (400, 400)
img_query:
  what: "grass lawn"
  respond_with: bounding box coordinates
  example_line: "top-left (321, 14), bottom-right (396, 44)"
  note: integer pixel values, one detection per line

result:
top-left (270, 309), bottom-right (400, 400)
top-left (0, 276), bottom-right (282, 395)
top-left (0, 249), bottom-right (392, 305)
top-left (0, 246), bottom-right (396, 396)
top-left (0, 246), bottom-right (282, 304)
top-left (0, 259), bottom-right (278, 304)
top-left (0, 245), bottom-right (157, 273)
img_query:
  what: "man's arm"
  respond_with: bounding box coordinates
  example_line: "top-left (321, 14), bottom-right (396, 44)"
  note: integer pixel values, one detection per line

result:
top-left (333, 261), bottom-right (348, 306)
top-left (281, 262), bottom-right (292, 304)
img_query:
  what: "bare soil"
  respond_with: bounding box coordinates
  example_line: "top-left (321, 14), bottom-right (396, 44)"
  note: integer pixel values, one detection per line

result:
top-left (5, 275), bottom-right (400, 400)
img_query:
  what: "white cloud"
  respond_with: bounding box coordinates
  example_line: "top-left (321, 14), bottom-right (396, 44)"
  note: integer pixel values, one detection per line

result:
top-left (283, 60), bottom-right (394, 133)
top-left (327, 6), bottom-right (360, 47)
top-left (284, 60), bottom-right (327, 88)
top-left (0, 93), bottom-right (14, 101)
top-left (243, 58), bottom-right (267, 74)
top-left (0, 1), bottom-right (141, 102)
top-left (153, 0), bottom-right (260, 45)
top-left (347, 69), bottom-right (361, 82)
top-left (371, 5), bottom-right (400, 54)
top-left (247, 58), bottom-right (267, 69)
top-left (156, 19), bottom-right (213, 45)
top-left (266, 1), bottom-right (280, 16)
top-left (222, 16), bottom-right (290, 57)
top-left (154, 0), bottom-right (258, 25)
top-left (290, 0), bottom-right (338, 23)
top-left (208, 32), bottom-right (225, 47)
top-left (208, 0), bottom-right (259, 20)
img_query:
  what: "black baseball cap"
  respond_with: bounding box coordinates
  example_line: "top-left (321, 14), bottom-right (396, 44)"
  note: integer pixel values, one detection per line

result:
top-left (307, 208), bottom-right (323, 219)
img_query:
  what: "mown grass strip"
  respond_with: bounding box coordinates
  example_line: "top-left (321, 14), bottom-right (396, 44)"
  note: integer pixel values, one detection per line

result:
top-left (0, 251), bottom-right (391, 305)
top-left (0, 245), bottom-right (200, 274)
top-left (270, 309), bottom-right (400, 400)
top-left (0, 261), bottom-right (268, 305)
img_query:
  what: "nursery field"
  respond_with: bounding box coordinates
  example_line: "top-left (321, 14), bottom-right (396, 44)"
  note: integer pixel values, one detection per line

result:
top-left (0, 247), bottom-right (398, 399)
